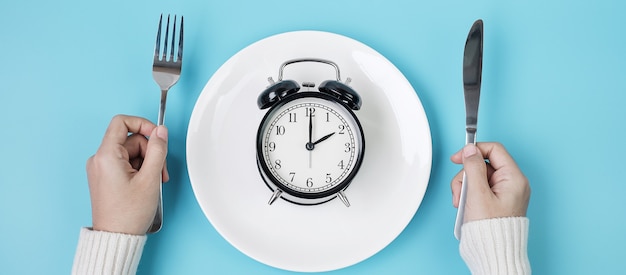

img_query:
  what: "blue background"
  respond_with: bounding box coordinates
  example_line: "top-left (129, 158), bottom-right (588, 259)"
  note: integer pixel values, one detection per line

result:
top-left (1, 0), bottom-right (625, 274)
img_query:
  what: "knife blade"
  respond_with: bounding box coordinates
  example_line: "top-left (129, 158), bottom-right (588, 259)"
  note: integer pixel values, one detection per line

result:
top-left (454, 19), bottom-right (483, 240)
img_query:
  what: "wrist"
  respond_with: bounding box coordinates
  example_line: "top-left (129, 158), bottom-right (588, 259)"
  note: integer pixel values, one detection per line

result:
top-left (92, 221), bottom-right (148, 236)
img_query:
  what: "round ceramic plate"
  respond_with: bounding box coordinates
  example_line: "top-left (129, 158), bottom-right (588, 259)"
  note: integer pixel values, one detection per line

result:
top-left (187, 30), bottom-right (432, 272)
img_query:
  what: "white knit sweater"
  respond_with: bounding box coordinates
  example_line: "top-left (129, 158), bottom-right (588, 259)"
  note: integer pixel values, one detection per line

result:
top-left (72, 228), bottom-right (146, 275)
top-left (459, 217), bottom-right (531, 275)
top-left (72, 217), bottom-right (530, 274)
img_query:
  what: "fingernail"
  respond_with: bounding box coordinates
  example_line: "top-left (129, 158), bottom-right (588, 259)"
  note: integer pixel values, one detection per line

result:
top-left (463, 144), bottom-right (477, 158)
top-left (156, 126), bottom-right (168, 141)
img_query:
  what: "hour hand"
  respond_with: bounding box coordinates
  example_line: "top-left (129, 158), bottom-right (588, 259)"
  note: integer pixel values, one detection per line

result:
top-left (313, 132), bottom-right (335, 145)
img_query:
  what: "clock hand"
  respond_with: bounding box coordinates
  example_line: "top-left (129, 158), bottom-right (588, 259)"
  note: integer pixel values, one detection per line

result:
top-left (313, 132), bottom-right (336, 145)
top-left (307, 132), bottom-right (334, 169)
top-left (306, 110), bottom-right (315, 151)
top-left (308, 110), bottom-right (313, 144)
top-left (307, 111), bottom-right (314, 167)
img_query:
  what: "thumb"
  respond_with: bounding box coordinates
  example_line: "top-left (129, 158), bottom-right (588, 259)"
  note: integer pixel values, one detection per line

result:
top-left (138, 125), bottom-right (169, 183)
top-left (462, 144), bottom-right (491, 199)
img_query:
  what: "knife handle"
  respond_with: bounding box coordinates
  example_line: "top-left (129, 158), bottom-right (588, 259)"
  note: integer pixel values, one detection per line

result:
top-left (454, 172), bottom-right (468, 240)
top-left (454, 133), bottom-right (476, 240)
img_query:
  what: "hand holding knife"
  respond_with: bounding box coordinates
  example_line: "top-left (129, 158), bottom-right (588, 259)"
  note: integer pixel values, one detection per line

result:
top-left (454, 19), bottom-right (483, 240)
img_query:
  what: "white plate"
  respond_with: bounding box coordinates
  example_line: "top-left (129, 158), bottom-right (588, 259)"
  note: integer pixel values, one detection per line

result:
top-left (187, 30), bottom-right (432, 272)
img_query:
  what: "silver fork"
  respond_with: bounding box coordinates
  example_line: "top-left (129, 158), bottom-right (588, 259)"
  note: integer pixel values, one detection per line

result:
top-left (149, 14), bottom-right (184, 234)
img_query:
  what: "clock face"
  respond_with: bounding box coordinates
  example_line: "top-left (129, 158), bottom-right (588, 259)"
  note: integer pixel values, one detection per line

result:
top-left (257, 93), bottom-right (364, 199)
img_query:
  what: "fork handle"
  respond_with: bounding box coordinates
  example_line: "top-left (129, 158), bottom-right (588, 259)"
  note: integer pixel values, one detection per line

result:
top-left (157, 89), bottom-right (168, 126)
top-left (148, 89), bottom-right (168, 234)
top-left (148, 179), bottom-right (163, 233)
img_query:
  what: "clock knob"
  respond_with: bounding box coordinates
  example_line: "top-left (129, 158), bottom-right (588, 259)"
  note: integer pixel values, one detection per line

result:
top-left (257, 79), bottom-right (300, 109)
top-left (319, 79), bottom-right (362, 110)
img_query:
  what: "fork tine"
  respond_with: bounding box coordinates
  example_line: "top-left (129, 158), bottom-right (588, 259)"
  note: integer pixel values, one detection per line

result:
top-left (170, 15), bottom-right (177, 61)
top-left (178, 16), bottom-right (184, 62)
top-left (154, 14), bottom-right (163, 60)
top-left (163, 15), bottom-right (170, 61)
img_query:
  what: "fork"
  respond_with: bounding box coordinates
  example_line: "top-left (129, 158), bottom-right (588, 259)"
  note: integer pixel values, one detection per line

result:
top-left (149, 14), bottom-right (184, 233)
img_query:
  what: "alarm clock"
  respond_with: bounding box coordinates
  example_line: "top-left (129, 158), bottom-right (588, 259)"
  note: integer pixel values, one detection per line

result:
top-left (256, 58), bottom-right (365, 207)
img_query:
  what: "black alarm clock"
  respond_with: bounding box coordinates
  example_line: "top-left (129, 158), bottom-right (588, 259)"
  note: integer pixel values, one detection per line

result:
top-left (256, 58), bottom-right (365, 207)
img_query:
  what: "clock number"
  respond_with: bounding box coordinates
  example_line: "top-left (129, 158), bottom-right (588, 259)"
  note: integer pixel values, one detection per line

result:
top-left (338, 125), bottom-right (345, 134)
top-left (274, 159), bottom-right (282, 169)
top-left (345, 142), bottom-right (352, 152)
top-left (338, 160), bottom-right (345, 169)
top-left (268, 142), bottom-right (276, 152)
top-left (326, 112), bottom-right (330, 122)
top-left (306, 107), bottom-right (316, 117)
top-left (325, 173), bottom-right (332, 183)
top-left (289, 172), bottom-right (296, 182)
top-left (276, 125), bottom-right (285, 135)
top-left (306, 178), bottom-right (313, 187)
top-left (289, 112), bottom-right (297, 123)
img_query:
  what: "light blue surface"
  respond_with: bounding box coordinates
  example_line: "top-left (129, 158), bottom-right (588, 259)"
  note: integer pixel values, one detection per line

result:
top-left (1, 0), bottom-right (625, 274)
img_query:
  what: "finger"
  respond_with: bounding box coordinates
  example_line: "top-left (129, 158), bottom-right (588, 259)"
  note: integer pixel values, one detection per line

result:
top-left (450, 170), bottom-right (464, 208)
top-left (453, 152), bottom-right (498, 184)
top-left (123, 134), bottom-right (150, 171)
top-left (476, 142), bottom-right (519, 172)
top-left (461, 144), bottom-right (492, 199)
top-left (485, 161), bottom-right (496, 186)
top-left (162, 161), bottom-right (170, 183)
top-left (136, 125), bottom-right (169, 184)
top-left (450, 148), bottom-right (463, 164)
top-left (102, 115), bottom-right (157, 148)
top-left (124, 134), bottom-right (149, 160)
top-left (454, 150), bottom-right (497, 181)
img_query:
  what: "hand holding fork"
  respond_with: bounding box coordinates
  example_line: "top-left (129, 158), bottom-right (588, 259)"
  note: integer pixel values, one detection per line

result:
top-left (148, 14), bottom-right (184, 233)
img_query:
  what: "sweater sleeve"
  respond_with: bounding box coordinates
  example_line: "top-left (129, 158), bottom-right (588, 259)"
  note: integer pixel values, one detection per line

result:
top-left (72, 228), bottom-right (147, 275)
top-left (459, 217), bottom-right (531, 275)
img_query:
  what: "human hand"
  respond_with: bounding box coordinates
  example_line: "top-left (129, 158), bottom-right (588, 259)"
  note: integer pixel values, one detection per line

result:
top-left (451, 142), bottom-right (530, 223)
top-left (86, 115), bottom-right (169, 235)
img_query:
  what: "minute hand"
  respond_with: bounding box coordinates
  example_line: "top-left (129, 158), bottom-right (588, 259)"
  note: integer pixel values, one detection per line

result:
top-left (313, 132), bottom-right (335, 145)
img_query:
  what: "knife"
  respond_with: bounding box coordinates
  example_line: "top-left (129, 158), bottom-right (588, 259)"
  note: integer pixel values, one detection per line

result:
top-left (454, 19), bottom-right (483, 240)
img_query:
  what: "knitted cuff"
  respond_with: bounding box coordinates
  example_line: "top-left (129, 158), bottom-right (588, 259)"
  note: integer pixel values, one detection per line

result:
top-left (72, 227), bottom-right (147, 275)
top-left (459, 217), bottom-right (531, 275)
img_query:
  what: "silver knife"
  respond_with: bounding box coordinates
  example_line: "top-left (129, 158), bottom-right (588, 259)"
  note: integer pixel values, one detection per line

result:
top-left (454, 19), bottom-right (483, 240)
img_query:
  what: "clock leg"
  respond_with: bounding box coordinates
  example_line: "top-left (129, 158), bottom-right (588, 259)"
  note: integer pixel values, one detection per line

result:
top-left (337, 191), bottom-right (351, 207)
top-left (268, 189), bottom-right (283, 205)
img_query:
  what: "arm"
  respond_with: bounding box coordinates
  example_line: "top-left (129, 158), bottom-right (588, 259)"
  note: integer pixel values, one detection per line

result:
top-left (451, 143), bottom-right (531, 275)
top-left (72, 115), bottom-right (169, 275)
